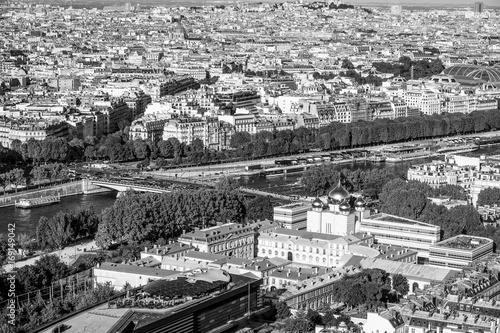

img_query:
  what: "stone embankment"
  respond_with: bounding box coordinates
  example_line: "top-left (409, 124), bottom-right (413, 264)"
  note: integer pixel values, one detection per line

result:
top-left (0, 179), bottom-right (109, 208)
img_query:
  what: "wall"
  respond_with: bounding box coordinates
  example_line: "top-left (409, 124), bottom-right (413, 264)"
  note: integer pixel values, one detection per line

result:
top-left (0, 179), bottom-right (109, 208)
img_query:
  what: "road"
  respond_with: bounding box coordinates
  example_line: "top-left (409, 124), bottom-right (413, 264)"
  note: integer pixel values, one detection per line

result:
top-left (145, 130), bottom-right (500, 180)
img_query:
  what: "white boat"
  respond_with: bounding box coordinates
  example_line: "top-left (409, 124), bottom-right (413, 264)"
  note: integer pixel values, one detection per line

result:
top-left (15, 195), bottom-right (61, 209)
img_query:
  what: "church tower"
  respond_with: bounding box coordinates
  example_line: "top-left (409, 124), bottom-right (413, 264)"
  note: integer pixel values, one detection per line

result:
top-left (307, 179), bottom-right (367, 236)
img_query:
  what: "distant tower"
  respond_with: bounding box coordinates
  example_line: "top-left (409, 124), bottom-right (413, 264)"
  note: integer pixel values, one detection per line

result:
top-left (391, 5), bottom-right (402, 16)
top-left (474, 2), bottom-right (483, 13)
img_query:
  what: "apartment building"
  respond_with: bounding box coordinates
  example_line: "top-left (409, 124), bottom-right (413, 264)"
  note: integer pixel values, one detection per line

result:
top-left (178, 223), bottom-right (256, 259)
top-left (129, 115), bottom-right (170, 143)
top-left (162, 117), bottom-right (233, 150)
top-left (279, 266), bottom-right (358, 310)
top-left (0, 117), bottom-right (69, 148)
top-left (216, 90), bottom-right (261, 113)
top-left (404, 90), bottom-right (441, 115)
top-left (93, 100), bottom-right (131, 134)
top-left (407, 162), bottom-right (475, 189)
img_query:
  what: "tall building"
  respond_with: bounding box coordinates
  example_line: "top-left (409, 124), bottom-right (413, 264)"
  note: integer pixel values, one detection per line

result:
top-left (474, 1), bottom-right (484, 13)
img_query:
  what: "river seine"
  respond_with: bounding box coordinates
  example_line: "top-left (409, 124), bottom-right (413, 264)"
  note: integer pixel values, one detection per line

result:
top-left (2, 145), bottom-right (499, 237)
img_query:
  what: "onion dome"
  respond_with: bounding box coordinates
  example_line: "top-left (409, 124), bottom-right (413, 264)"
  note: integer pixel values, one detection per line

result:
top-left (354, 196), bottom-right (366, 208)
top-left (328, 179), bottom-right (349, 204)
top-left (339, 199), bottom-right (351, 213)
top-left (312, 197), bottom-right (324, 209)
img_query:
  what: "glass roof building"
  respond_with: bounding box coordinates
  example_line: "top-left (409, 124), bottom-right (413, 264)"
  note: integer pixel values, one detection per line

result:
top-left (442, 65), bottom-right (500, 82)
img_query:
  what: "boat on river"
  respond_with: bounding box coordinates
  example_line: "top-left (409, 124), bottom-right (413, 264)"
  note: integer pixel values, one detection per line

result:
top-left (15, 195), bottom-right (61, 209)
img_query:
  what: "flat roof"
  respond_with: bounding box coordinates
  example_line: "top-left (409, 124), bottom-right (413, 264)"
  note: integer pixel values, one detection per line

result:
top-left (179, 223), bottom-right (253, 240)
top-left (40, 305), bottom-right (131, 333)
top-left (274, 202), bottom-right (310, 210)
top-left (184, 251), bottom-right (226, 262)
top-left (365, 213), bottom-right (439, 228)
top-left (142, 242), bottom-right (194, 255)
top-left (143, 269), bottom-right (231, 298)
top-left (357, 257), bottom-right (458, 283)
top-left (271, 227), bottom-right (341, 241)
top-left (432, 235), bottom-right (493, 251)
top-left (95, 262), bottom-right (177, 278)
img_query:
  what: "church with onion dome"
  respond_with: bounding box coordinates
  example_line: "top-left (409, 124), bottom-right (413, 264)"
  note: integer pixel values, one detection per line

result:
top-left (307, 180), bottom-right (370, 236)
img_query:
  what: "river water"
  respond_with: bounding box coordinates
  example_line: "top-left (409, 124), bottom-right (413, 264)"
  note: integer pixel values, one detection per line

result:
top-left (2, 145), bottom-right (499, 237)
top-left (1, 192), bottom-right (118, 236)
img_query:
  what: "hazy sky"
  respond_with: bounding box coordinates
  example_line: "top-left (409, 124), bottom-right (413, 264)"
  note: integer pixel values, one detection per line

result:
top-left (345, 0), bottom-right (498, 6)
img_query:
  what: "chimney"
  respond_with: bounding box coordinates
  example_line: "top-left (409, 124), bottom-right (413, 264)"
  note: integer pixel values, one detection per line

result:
top-left (411, 65), bottom-right (414, 80)
top-left (156, 249), bottom-right (159, 255)
top-left (144, 247), bottom-right (148, 252)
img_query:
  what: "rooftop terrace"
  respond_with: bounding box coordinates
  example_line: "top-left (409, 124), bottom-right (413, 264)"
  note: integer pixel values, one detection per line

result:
top-left (434, 235), bottom-right (492, 250)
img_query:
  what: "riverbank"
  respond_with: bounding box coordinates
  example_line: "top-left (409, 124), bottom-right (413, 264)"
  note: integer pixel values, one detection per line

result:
top-left (0, 179), bottom-right (110, 208)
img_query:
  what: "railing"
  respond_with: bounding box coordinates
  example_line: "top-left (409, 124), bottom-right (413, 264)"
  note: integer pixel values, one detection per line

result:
top-left (0, 269), bottom-right (93, 310)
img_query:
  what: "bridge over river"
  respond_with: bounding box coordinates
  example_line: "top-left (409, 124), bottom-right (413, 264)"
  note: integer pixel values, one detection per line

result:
top-left (90, 178), bottom-right (307, 203)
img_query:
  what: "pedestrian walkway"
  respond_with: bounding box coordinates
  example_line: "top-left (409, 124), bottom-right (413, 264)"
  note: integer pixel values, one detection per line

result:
top-left (3, 240), bottom-right (98, 272)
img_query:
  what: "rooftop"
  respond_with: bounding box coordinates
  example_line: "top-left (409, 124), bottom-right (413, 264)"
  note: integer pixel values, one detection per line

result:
top-left (366, 213), bottom-right (439, 228)
top-left (95, 262), bottom-right (177, 278)
top-left (178, 222), bottom-right (254, 240)
top-left (432, 235), bottom-right (493, 251)
top-left (355, 257), bottom-right (458, 283)
top-left (142, 269), bottom-right (231, 299)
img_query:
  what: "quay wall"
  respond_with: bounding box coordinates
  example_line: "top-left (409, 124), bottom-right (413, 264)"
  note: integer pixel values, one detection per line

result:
top-left (0, 179), bottom-right (109, 208)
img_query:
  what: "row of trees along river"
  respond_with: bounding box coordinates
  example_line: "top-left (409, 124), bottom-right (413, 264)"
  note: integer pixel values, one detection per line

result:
top-left (0, 109), bottom-right (499, 171)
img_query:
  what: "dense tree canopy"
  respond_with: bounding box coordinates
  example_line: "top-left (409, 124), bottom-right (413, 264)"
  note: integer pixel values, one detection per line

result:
top-left (95, 189), bottom-right (248, 248)
top-left (373, 56), bottom-right (444, 80)
top-left (14, 254), bottom-right (70, 293)
top-left (392, 274), bottom-right (410, 299)
top-left (302, 165), bottom-right (408, 198)
top-left (477, 188), bottom-right (500, 207)
top-left (379, 179), bottom-right (500, 246)
top-left (36, 205), bottom-right (100, 250)
top-left (330, 268), bottom-right (391, 310)
top-left (1, 109), bottom-right (499, 170)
